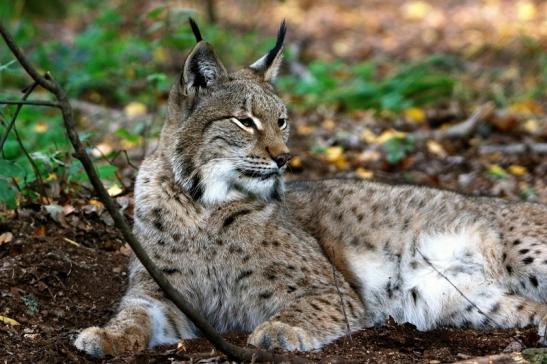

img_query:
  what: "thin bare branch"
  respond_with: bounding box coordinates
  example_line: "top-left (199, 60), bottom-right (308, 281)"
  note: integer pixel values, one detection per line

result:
top-left (330, 248), bottom-right (352, 342)
top-left (0, 21), bottom-right (311, 364)
top-left (0, 82), bottom-right (48, 201)
top-left (0, 99), bottom-right (60, 108)
top-left (479, 142), bottom-right (547, 155)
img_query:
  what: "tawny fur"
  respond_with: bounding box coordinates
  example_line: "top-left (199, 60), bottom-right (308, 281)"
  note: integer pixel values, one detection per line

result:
top-left (75, 22), bottom-right (547, 358)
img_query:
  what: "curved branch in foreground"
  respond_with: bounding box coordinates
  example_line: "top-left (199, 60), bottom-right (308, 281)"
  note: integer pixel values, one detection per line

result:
top-left (0, 22), bottom-right (310, 364)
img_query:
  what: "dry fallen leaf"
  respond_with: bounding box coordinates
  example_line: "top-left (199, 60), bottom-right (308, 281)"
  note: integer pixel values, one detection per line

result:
top-left (124, 101), bottom-right (148, 119)
top-left (289, 155), bottom-right (303, 169)
top-left (0, 315), bottom-right (20, 326)
top-left (404, 107), bottom-right (426, 124)
top-left (355, 167), bottom-right (374, 179)
top-left (107, 184), bottom-right (123, 197)
top-left (426, 140), bottom-right (447, 157)
top-left (0, 232), bottom-right (13, 246)
top-left (508, 165), bottom-right (527, 176)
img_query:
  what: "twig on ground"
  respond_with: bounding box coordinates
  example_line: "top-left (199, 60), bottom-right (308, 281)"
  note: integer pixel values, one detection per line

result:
top-left (453, 352), bottom-right (525, 364)
top-left (410, 103), bottom-right (494, 141)
top-left (0, 21), bottom-right (311, 364)
top-left (479, 142), bottom-right (547, 155)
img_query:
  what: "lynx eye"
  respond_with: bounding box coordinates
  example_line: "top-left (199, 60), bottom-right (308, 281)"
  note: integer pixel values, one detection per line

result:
top-left (238, 118), bottom-right (255, 128)
top-left (278, 118), bottom-right (287, 130)
top-left (230, 117), bottom-right (256, 133)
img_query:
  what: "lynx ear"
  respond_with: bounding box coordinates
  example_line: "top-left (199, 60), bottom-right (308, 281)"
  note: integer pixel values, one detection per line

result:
top-left (182, 19), bottom-right (227, 95)
top-left (249, 20), bottom-right (286, 82)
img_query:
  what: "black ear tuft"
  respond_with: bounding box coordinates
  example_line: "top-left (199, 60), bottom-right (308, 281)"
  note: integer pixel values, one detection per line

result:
top-left (188, 17), bottom-right (203, 43)
top-left (264, 20), bottom-right (287, 67)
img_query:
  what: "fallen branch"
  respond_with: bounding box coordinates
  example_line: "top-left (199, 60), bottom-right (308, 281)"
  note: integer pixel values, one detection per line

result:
top-left (479, 142), bottom-right (547, 155)
top-left (411, 103), bottom-right (494, 142)
top-left (0, 22), bottom-right (310, 363)
top-left (453, 352), bottom-right (526, 364)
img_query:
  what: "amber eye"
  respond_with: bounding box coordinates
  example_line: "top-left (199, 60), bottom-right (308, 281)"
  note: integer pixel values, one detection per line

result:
top-left (237, 118), bottom-right (255, 128)
top-left (278, 118), bottom-right (287, 130)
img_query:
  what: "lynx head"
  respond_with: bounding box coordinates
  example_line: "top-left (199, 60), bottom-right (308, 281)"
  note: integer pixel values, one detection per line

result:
top-left (164, 19), bottom-right (291, 205)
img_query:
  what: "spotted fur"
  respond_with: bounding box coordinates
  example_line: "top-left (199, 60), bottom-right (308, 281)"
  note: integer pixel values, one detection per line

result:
top-left (74, 21), bottom-right (547, 358)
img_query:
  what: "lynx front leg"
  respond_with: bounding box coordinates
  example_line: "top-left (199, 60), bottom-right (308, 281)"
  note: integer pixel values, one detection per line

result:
top-left (248, 291), bottom-right (365, 351)
top-left (75, 294), bottom-right (195, 358)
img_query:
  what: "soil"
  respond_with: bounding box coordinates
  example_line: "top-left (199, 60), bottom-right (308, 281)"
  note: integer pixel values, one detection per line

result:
top-left (0, 208), bottom-right (542, 364)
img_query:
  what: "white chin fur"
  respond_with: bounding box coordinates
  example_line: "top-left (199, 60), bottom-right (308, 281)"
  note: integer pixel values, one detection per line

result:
top-left (198, 160), bottom-right (280, 205)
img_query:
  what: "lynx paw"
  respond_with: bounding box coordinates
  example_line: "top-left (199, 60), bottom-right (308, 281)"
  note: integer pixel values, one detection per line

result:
top-left (74, 326), bottom-right (147, 358)
top-left (248, 321), bottom-right (320, 351)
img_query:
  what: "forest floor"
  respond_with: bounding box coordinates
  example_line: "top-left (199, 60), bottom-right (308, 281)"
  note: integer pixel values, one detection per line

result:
top-left (1, 0), bottom-right (547, 363)
top-left (0, 208), bottom-right (543, 363)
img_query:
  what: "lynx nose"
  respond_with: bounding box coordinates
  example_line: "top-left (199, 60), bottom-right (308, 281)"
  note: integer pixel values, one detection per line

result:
top-left (273, 153), bottom-right (292, 168)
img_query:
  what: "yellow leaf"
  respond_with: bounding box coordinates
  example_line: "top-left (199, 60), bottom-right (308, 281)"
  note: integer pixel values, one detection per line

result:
top-left (404, 107), bottom-right (426, 124)
top-left (509, 101), bottom-right (542, 114)
top-left (324, 147), bottom-right (349, 170)
top-left (487, 164), bottom-right (507, 178)
top-left (355, 167), bottom-right (373, 179)
top-left (124, 102), bottom-right (147, 119)
top-left (361, 128), bottom-right (378, 144)
top-left (403, 1), bottom-right (432, 20)
top-left (33, 122), bottom-right (48, 133)
top-left (523, 119), bottom-right (539, 133)
top-left (426, 140), bottom-right (447, 157)
top-left (377, 129), bottom-right (407, 144)
top-left (0, 315), bottom-right (20, 326)
top-left (289, 156), bottom-right (302, 169)
top-left (508, 165), bottom-right (527, 176)
top-left (325, 146), bottom-right (344, 162)
top-left (107, 185), bottom-right (123, 197)
top-left (88, 199), bottom-right (103, 207)
top-left (296, 124), bottom-right (313, 136)
top-left (46, 173), bottom-right (57, 181)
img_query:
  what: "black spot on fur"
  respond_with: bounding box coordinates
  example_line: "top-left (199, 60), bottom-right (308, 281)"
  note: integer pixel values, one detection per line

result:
top-left (522, 257), bottom-right (534, 265)
top-left (489, 303), bottom-right (500, 314)
top-left (519, 249), bottom-right (530, 255)
top-left (215, 239), bottom-right (223, 246)
top-left (223, 209), bottom-right (252, 228)
top-left (162, 268), bottom-right (181, 274)
top-left (506, 265), bottom-right (513, 274)
top-left (228, 245), bottom-right (243, 254)
top-left (287, 285), bottom-right (297, 293)
top-left (187, 174), bottom-right (204, 201)
top-left (259, 291), bottom-right (273, 300)
top-left (513, 239), bottom-right (521, 246)
top-left (516, 304), bottom-right (524, 311)
top-left (529, 275), bottom-right (539, 287)
top-left (157, 240), bottom-right (166, 246)
top-left (411, 289), bottom-right (419, 304)
top-left (235, 270), bottom-right (253, 282)
top-left (502, 253), bottom-right (507, 261)
top-left (310, 302), bottom-right (322, 311)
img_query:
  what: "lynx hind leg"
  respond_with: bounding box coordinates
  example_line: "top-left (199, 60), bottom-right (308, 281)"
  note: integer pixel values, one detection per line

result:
top-left (75, 295), bottom-right (194, 358)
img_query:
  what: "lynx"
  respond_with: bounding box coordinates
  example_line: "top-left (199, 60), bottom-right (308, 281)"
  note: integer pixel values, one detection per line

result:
top-left (75, 20), bottom-right (547, 358)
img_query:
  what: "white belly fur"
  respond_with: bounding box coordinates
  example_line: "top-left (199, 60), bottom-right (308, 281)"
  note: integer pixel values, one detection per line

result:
top-left (347, 228), bottom-right (490, 330)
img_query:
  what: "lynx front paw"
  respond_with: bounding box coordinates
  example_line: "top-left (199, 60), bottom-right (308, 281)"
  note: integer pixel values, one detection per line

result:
top-left (248, 321), bottom-right (320, 351)
top-left (74, 326), bottom-right (147, 358)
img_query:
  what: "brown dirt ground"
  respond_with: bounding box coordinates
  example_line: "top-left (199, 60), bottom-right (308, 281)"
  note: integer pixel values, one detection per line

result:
top-left (0, 209), bottom-right (542, 364)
